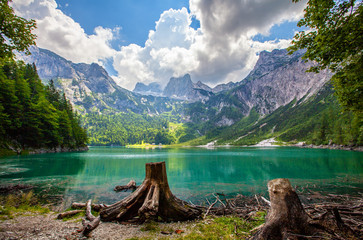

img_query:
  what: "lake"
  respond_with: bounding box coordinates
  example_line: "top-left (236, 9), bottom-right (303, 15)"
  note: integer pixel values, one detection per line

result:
top-left (0, 146), bottom-right (362, 206)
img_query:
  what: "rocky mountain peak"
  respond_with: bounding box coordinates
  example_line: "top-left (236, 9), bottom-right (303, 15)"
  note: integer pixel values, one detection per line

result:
top-left (133, 82), bottom-right (162, 96)
top-left (163, 74), bottom-right (194, 99)
top-left (163, 74), bottom-right (214, 101)
top-left (245, 49), bottom-right (306, 82)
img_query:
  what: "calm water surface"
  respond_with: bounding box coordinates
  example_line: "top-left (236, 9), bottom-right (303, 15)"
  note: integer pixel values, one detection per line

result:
top-left (0, 147), bottom-right (362, 205)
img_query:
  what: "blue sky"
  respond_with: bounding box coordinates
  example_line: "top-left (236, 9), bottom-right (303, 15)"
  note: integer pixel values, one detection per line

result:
top-left (13, 0), bottom-right (308, 90)
top-left (57, 0), bottom-right (193, 47)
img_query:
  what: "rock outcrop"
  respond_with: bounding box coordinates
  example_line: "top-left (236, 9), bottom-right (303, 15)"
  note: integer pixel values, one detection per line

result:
top-left (163, 74), bottom-right (214, 102)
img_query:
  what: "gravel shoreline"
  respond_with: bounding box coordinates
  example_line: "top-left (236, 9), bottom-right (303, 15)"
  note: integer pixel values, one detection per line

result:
top-left (0, 212), bottom-right (194, 240)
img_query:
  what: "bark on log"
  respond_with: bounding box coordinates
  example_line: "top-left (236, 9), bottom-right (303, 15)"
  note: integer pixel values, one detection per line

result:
top-left (250, 178), bottom-right (359, 240)
top-left (251, 178), bottom-right (314, 240)
top-left (82, 216), bottom-right (101, 237)
top-left (100, 161), bottom-right (201, 222)
top-left (85, 199), bottom-right (96, 221)
top-left (57, 210), bottom-right (83, 219)
top-left (81, 199), bottom-right (100, 237)
top-left (71, 202), bottom-right (105, 212)
top-left (114, 180), bottom-right (137, 192)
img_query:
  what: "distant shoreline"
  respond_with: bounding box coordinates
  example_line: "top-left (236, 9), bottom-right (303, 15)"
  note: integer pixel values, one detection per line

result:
top-left (292, 143), bottom-right (363, 152)
top-left (0, 146), bottom-right (89, 157)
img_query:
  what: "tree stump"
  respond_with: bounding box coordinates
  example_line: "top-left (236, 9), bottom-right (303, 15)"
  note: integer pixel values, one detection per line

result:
top-left (251, 178), bottom-right (313, 240)
top-left (100, 161), bottom-right (201, 222)
top-left (250, 178), bottom-right (359, 240)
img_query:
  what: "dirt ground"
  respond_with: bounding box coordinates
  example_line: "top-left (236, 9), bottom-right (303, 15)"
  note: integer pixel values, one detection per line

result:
top-left (0, 212), bottom-right (193, 240)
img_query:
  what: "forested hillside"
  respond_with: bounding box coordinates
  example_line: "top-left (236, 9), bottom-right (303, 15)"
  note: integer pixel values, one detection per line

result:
top-left (196, 83), bottom-right (362, 146)
top-left (83, 112), bottom-right (174, 145)
top-left (0, 60), bottom-right (88, 155)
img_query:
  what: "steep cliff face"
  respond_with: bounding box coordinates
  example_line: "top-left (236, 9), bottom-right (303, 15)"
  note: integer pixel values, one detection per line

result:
top-left (231, 49), bottom-right (331, 115)
top-left (185, 49), bottom-right (332, 127)
top-left (163, 74), bottom-right (214, 101)
top-left (133, 82), bottom-right (162, 96)
top-left (212, 81), bottom-right (237, 93)
top-left (18, 46), bottom-right (180, 114)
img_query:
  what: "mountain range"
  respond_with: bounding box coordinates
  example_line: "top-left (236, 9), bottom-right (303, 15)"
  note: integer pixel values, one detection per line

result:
top-left (18, 46), bottom-right (336, 145)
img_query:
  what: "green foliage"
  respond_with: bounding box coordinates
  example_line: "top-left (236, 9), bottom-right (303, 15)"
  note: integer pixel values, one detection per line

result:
top-left (0, 191), bottom-right (50, 220)
top-left (193, 83), bottom-right (362, 146)
top-left (178, 214), bottom-right (265, 240)
top-left (0, 60), bottom-right (88, 152)
top-left (0, 0), bottom-right (36, 59)
top-left (82, 112), bottom-right (176, 146)
top-left (289, 0), bottom-right (363, 114)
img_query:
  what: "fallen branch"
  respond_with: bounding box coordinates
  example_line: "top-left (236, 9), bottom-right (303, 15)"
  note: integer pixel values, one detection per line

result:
top-left (85, 199), bottom-right (96, 221)
top-left (82, 216), bottom-right (101, 237)
top-left (81, 199), bottom-right (100, 237)
top-left (114, 180), bottom-right (137, 192)
top-left (71, 202), bottom-right (106, 212)
top-left (204, 199), bottom-right (218, 218)
top-left (57, 210), bottom-right (83, 219)
top-left (260, 196), bottom-right (271, 206)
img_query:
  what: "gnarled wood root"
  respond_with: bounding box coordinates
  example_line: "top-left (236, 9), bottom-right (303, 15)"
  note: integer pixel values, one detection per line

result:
top-left (100, 161), bottom-right (201, 222)
top-left (250, 178), bottom-right (359, 240)
top-left (114, 180), bottom-right (138, 192)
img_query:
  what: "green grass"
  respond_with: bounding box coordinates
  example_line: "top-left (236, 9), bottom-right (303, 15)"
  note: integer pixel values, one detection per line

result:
top-left (0, 148), bottom-right (17, 157)
top-left (0, 191), bottom-right (50, 220)
top-left (126, 212), bottom-right (266, 240)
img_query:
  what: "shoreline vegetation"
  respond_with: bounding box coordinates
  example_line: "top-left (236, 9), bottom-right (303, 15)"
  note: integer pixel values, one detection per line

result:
top-left (1, 141), bottom-right (361, 158)
top-left (0, 61), bottom-right (88, 158)
top-left (0, 180), bottom-right (362, 239)
top-left (0, 146), bottom-right (89, 157)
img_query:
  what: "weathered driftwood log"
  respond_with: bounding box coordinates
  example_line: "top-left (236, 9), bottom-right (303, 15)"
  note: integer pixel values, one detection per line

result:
top-left (82, 216), bottom-right (101, 237)
top-left (100, 161), bottom-right (202, 222)
top-left (81, 199), bottom-right (101, 237)
top-left (250, 178), bottom-right (359, 240)
top-left (114, 180), bottom-right (137, 192)
top-left (57, 210), bottom-right (83, 219)
top-left (71, 202), bottom-right (106, 212)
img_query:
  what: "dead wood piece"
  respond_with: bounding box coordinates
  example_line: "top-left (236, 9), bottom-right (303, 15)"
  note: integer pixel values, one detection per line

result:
top-left (0, 184), bottom-right (34, 193)
top-left (114, 180), bottom-right (138, 192)
top-left (71, 202), bottom-right (105, 212)
top-left (100, 161), bottom-right (201, 223)
top-left (204, 199), bottom-right (218, 218)
top-left (250, 178), bottom-right (361, 240)
top-left (82, 216), bottom-right (101, 237)
top-left (251, 178), bottom-right (319, 240)
top-left (57, 210), bottom-right (83, 219)
top-left (86, 199), bottom-right (96, 221)
top-left (260, 196), bottom-right (271, 206)
top-left (80, 199), bottom-right (101, 237)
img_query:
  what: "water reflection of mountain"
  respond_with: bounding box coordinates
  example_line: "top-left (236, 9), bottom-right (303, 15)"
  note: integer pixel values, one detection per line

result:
top-left (0, 152), bottom-right (86, 179)
top-left (1, 147), bottom-right (361, 205)
top-left (63, 147), bottom-right (363, 204)
top-left (0, 152), bottom-right (87, 199)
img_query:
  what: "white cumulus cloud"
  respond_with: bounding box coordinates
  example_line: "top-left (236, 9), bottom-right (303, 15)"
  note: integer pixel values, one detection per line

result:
top-left (12, 0), bottom-right (308, 90)
top-left (113, 0), bottom-right (307, 89)
top-left (11, 0), bottom-right (117, 64)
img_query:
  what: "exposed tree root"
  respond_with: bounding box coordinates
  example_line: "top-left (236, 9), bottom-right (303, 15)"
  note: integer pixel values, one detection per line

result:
top-left (100, 162), bottom-right (202, 223)
top-left (114, 180), bottom-right (137, 192)
top-left (57, 168), bottom-right (362, 239)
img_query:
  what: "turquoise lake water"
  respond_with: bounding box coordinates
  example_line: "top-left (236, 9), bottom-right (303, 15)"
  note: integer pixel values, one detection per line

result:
top-left (0, 146), bottom-right (362, 205)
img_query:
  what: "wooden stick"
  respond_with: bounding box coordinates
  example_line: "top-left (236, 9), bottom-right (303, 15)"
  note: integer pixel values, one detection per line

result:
top-left (261, 196), bottom-right (271, 206)
top-left (57, 210), bottom-right (83, 219)
top-left (204, 199), bottom-right (218, 218)
top-left (114, 180), bottom-right (137, 192)
top-left (82, 216), bottom-right (101, 237)
top-left (71, 202), bottom-right (105, 211)
top-left (86, 199), bottom-right (96, 221)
